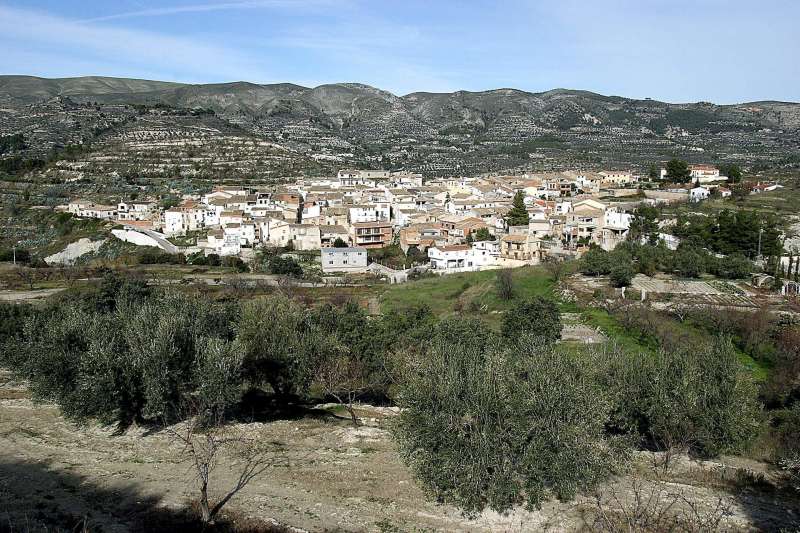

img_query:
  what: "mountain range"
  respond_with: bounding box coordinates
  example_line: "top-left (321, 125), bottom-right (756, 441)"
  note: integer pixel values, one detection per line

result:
top-left (2, 75), bottom-right (799, 134)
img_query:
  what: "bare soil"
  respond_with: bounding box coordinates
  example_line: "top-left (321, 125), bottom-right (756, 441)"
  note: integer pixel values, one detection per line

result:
top-left (1, 371), bottom-right (798, 532)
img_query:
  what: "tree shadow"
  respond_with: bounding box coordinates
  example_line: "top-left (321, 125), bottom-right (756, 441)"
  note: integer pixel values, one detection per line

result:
top-left (726, 471), bottom-right (800, 532)
top-left (0, 459), bottom-right (291, 533)
top-left (231, 388), bottom-right (347, 425)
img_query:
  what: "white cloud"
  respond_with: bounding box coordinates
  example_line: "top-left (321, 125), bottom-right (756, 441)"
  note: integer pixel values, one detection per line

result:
top-left (0, 4), bottom-right (275, 82)
top-left (81, 0), bottom-right (341, 23)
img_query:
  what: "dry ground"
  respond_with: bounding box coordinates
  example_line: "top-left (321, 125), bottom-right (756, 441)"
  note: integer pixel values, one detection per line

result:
top-left (1, 371), bottom-right (798, 532)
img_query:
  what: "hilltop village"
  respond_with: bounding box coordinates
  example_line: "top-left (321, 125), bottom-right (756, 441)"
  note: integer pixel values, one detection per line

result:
top-left (61, 164), bottom-right (746, 275)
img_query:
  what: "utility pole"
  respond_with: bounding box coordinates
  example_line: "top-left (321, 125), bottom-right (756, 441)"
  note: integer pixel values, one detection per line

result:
top-left (12, 245), bottom-right (15, 266)
top-left (757, 227), bottom-right (763, 260)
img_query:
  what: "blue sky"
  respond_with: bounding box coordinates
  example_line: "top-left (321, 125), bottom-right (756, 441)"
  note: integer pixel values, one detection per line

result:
top-left (1, 0), bottom-right (798, 103)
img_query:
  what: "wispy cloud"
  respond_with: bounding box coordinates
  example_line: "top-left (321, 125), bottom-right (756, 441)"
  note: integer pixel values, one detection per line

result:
top-left (80, 0), bottom-right (339, 23)
top-left (265, 21), bottom-right (462, 94)
top-left (0, 4), bottom-right (275, 82)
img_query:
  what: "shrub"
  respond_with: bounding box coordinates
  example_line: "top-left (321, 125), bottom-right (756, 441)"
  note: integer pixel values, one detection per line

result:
top-left (501, 297), bottom-right (562, 345)
top-left (237, 295), bottom-right (338, 399)
top-left (580, 247), bottom-right (610, 276)
top-left (713, 254), bottom-right (753, 279)
top-left (395, 323), bottom-right (624, 512)
top-left (609, 262), bottom-right (635, 287)
top-left (609, 339), bottom-right (762, 457)
top-left (0, 247), bottom-right (30, 263)
top-left (268, 255), bottom-right (302, 277)
top-left (495, 268), bottom-right (515, 300)
top-left (671, 245), bottom-right (707, 278)
top-left (221, 255), bottom-right (248, 272)
top-left (774, 405), bottom-right (800, 492)
top-left (4, 290), bottom-right (240, 426)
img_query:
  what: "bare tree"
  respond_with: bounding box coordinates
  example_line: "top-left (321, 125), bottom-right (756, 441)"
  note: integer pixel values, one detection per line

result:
top-left (586, 475), bottom-right (733, 532)
top-left (167, 403), bottom-right (285, 524)
top-left (224, 274), bottom-right (249, 297)
top-left (16, 267), bottom-right (36, 290)
top-left (59, 265), bottom-right (82, 288)
top-left (544, 256), bottom-right (572, 283)
top-left (314, 356), bottom-right (371, 426)
top-left (275, 275), bottom-right (297, 299)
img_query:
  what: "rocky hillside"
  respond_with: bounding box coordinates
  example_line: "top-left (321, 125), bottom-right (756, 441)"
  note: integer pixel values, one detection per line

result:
top-left (2, 75), bottom-right (800, 176)
top-left (3, 75), bottom-right (798, 133)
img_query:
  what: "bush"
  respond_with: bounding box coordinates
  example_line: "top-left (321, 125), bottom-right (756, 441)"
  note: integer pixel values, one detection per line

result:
top-left (395, 322), bottom-right (624, 512)
top-left (774, 405), bottom-right (800, 491)
top-left (0, 247), bottom-right (30, 263)
top-left (609, 262), bottom-right (635, 287)
top-left (713, 254), bottom-right (753, 279)
top-left (580, 247), bottom-right (610, 276)
top-left (139, 249), bottom-right (185, 265)
top-left (609, 339), bottom-right (762, 457)
top-left (237, 295), bottom-right (337, 399)
top-left (671, 245), bottom-right (707, 278)
top-left (268, 256), bottom-right (302, 277)
top-left (495, 268), bottom-right (515, 300)
top-left (222, 255), bottom-right (248, 272)
top-left (501, 297), bottom-right (562, 344)
top-left (3, 288), bottom-right (239, 426)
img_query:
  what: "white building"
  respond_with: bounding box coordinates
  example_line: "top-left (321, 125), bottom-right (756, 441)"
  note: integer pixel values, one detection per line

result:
top-left (690, 186), bottom-right (710, 202)
top-left (428, 243), bottom-right (499, 272)
top-left (689, 164), bottom-right (724, 183)
top-left (470, 241), bottom-right (501, 267)
top-left (428, 244), bottom-right (472, 271)
top-left (348, 203), bottom-right (391, 223)
top-left (163, 202), bottom-right (206, 236)
top-left (321, 246), bottom-right (368, 274)
top-left (599, 171), bottom-right (633, 186)
top-left (117, 201), bottom-right (155, 222)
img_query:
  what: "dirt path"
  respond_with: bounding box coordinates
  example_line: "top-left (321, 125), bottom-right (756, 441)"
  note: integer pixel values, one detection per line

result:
top-left (0, 287), bottom-right (66, 302)
top-left (1, 371), bottom-right (797, 532)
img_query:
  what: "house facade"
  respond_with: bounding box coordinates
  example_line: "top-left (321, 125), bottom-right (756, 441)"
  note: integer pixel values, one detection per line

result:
top-left (321, 246), bottom-right (368, 273)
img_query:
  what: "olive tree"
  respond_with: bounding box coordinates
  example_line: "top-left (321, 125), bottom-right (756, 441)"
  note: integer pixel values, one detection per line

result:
top-left (237, 295), bottom-right (339, 400)
top-left (501, 296), bottom-right (562, 345)
top-left (608, 339), bottom-right (762, 459)
top-left (5, 291), bottom-right (241, 427)
top-left (394, 321), bottom-right (624, 513)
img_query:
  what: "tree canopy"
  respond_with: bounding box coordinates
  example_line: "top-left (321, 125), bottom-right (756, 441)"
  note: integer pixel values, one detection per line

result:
top-left (673, 209), bottom-right (783, 259)
top-left (505, 190), bottom-right (530, 227)
top-left (665, 158), bottom-right (690, 182)
top-left (501, 297), bottom-right (562, 344)
top-left (394, 322), bottom-right (622, 512)
top-left (718, 163), bottom-right (743, 183)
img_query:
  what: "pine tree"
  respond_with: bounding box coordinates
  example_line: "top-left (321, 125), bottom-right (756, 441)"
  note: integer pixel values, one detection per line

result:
top-left (505, 191), bottom-right (530, 227)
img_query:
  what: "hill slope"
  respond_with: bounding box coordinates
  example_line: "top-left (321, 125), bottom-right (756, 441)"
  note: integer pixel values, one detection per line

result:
top-left (2, 75), bottom-right (798, 133)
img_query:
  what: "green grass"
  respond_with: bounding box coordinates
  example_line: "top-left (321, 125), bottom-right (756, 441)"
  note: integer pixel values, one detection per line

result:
top-left (734, 351), bottom-right (769, 382)
top-left (579, 306), bottom-right (657, 354)
top-left (380, 267), bottom-right (555, 329)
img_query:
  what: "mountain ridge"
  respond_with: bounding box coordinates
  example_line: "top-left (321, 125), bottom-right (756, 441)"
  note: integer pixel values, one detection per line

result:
top-left (2, 75), bottom-right (797, 107)
top-left (3, 75), bottom-right (800, 163)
